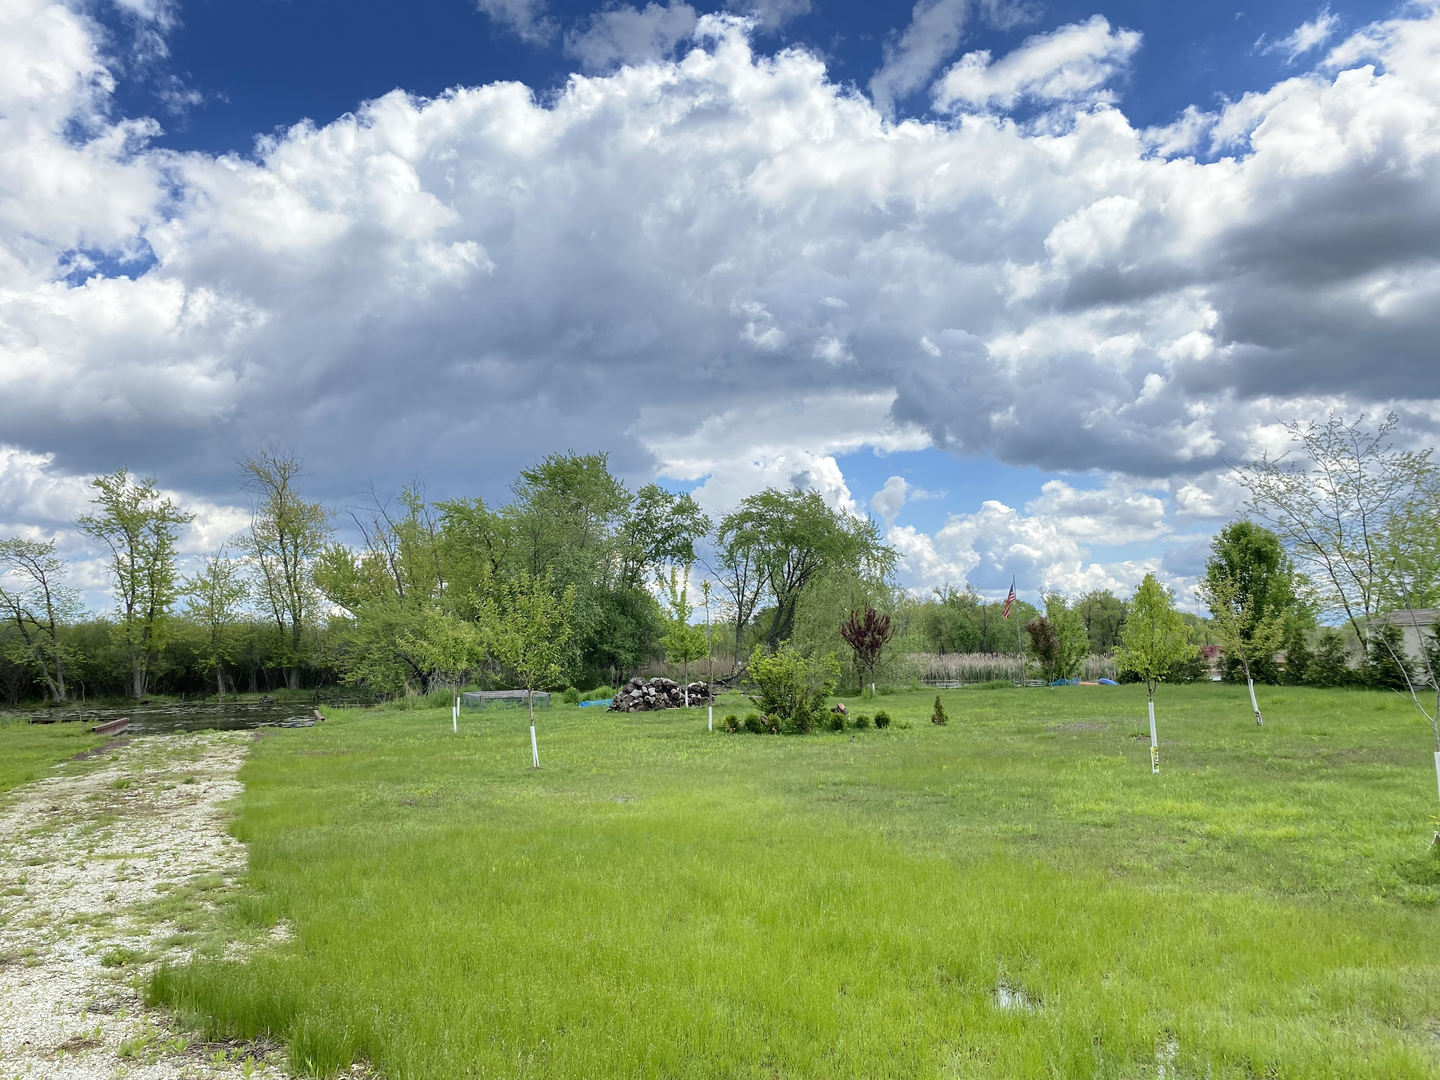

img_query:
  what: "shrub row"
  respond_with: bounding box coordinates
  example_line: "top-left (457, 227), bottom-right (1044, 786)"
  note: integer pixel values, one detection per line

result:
top-left (720, 709), bottom-right (894, 735)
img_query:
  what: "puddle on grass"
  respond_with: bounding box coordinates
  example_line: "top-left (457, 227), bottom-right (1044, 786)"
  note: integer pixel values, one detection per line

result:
top-left (994, 981), bottom-right (1039, 1012)
top-left (1155, 1033), bottom-right (1179, 1079)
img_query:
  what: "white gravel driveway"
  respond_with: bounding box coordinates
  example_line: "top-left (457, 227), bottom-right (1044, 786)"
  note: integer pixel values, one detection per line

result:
top-left (0, 731), bottom-right (290, 1080)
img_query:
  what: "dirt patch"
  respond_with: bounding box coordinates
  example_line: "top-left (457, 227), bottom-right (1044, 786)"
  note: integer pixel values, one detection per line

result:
top-left (1048, 721), bottom-right (1107, 732)
top-left (70, 735), bottom-right (132, 762)
top-left (0, 732), bottom-right (292, 1079)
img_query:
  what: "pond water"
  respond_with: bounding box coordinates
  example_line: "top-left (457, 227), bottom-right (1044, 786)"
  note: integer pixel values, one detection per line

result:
top-left (8, 701), bottom-right (321, 735)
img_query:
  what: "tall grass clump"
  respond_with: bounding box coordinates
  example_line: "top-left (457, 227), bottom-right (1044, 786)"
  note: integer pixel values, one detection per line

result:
top-left (912, 652), bottom-right (1118, 686)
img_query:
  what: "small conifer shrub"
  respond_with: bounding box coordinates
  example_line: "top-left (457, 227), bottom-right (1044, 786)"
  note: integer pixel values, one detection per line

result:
top-left (930, 695), bottom-right (948, 725)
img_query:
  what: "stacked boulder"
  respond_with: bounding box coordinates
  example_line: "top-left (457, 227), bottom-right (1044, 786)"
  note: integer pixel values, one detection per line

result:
top-left (608, 677), bottom-right (712, 711)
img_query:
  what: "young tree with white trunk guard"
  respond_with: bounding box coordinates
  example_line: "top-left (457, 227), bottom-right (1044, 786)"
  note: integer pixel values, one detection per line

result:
top-left (1116, 574), bottom-right (1197, 774)
top-left (485, 572), bottom-right (575, 769)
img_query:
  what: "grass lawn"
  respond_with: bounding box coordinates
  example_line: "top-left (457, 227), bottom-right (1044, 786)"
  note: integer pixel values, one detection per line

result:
top-left (149, 684), bottom-right (1440, 1078)
top-left (0, 717), bottom-right (108, 796)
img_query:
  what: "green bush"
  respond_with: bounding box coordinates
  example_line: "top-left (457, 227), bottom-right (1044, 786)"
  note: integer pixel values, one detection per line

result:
top-left (743, 712), bottom-right (770, 735)
top-left (721, 713), bottom-right (740, 733)
top-left (581, 685), bottom-right (615, 702)
top-left (748, 642), bottom-right (840, 734)
top-left (561, 686), bottom-right (581, 705)
top-left (873, 709), bottom-right (891, 729)
top-left (930, 695), bottom-right (948, 725)
top-left (827, 711), bottom-right (846, 732)
top-left (1367, 624), bottom-right (1415, 691)
top-left (853, 713), bottom-right (872, 730)
top-left (970, 679), bottom-right (1015, 690)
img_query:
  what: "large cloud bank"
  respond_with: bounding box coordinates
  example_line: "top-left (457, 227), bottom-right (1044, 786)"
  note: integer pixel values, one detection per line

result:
top-left (3, 1), bottom-right (1440, 601)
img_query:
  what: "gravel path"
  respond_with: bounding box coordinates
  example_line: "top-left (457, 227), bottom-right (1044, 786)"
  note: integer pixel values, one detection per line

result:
top-left (0, 732), bottom-right (291, 1080)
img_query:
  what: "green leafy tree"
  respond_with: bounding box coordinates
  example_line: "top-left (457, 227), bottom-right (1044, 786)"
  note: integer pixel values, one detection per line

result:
top-left (1023, 616), bottom-right (1060, 685)
top-left (394, 606), bottom-right (489, 690)
top-left (1074, 589), bottom-right (1126, 654)
top-left (78, 468), bottom-right (193, 698)
top-left (1202, 521), bottom-right (1303, 685)
top-left (0, 537), bottom-right (81, 702)
top-left (1200, 569), bottom-right (1287, 726)
top-left (618, 485), bottom-right (711, 590)
top-left (239, 448), bottom-right (329, 690)
top-left (1280, 617), bottom-right (1314, 685)
top-left (1025, 596), bottom-right (1089, 686)
top-left (1366, 623), bottom-right (1415, 692)
top-left (1047, 594), bottom-right (1089, 681)
top-left (718, 489), bottom-right (895, 651)
top-left (485, 572), bottom-right (576, 768)
top-left (182, 548), bottom-right (248, 700)
top-left (1307, 629), bottom-right (1357, 687)
top-left (315, 484), bottom-right (458, 694)
top-left (921, 583), bottom-right (984, 654)
top-left (706, 526), bottom-right (766, 668)
top-left (1115, 574), bottom-right (1197, 774)
top-left (658, 565), bottom-right (708, 706)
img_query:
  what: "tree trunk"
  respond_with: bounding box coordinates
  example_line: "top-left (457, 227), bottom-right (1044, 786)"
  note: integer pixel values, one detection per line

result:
top-left (1147, 685), bottom-right (1159, 774)
top-left (528, 689), bottom-right (540, 768)
top-left (286, 666), bottom-right (301, 691)
top-left (217, 667), bottom-right (225, 703)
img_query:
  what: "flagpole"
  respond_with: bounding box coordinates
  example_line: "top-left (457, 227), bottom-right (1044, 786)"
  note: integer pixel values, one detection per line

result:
top-left (1003, 576), bottom-right (1022, 683)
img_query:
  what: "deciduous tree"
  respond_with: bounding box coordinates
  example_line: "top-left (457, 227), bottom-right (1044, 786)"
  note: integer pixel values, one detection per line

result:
top-left (1116, 574), bottom-right (1197, 774)
top-left (658, 565), bottom-right (708, 706)
top-left (718, 489), bottom-right (894, 651)
top-left (1074, 589), bottom-right (1126, 654)
top-left (1201, 569), bottom-right (1286, 725)
top-left (78, 468), bottom-right (193, 698)
top-left (840, 606), bottom-right (894, 695)
top-left (239, 449), bottom-right (329, 691)
top-left (485, 572), bottom-right (576, 768)
top-left (1235, 413), bottom-right (1435, 648)
top-left (0, 537), bottom-right (80, 703)
top-left (183, 548), bottom-right (248, 700)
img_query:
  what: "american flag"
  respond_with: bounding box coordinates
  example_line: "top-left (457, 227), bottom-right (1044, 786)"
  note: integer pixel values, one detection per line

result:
top-left (1002, 577), bottom-right (1016, 619)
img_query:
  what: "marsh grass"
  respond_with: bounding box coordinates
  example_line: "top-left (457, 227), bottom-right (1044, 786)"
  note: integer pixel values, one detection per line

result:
top-left (150, 685), bottom-right (1440, 1077)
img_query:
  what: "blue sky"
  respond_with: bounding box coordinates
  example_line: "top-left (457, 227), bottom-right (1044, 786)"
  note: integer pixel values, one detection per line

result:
top-left (2, 0), bottom-right (1438, 613)
top-left (106, 1), bottom-right (1393, 154)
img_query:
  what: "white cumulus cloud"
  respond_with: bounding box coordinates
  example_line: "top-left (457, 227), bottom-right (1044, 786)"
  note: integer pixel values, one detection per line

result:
top-left (932, 14), bottom-right (1141, 113)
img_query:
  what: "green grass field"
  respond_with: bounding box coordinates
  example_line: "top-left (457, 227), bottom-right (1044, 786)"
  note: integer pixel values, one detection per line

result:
top-left (0, 717), bottom-right (108, 796)
top-left (146, 684), bottom-right (1440, 1078)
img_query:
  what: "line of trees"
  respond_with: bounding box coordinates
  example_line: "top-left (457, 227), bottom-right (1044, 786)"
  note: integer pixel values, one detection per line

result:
top-left (0, 450), bottom-right (904, 704)
top-left (5, 418), bottom-right (1436, 712)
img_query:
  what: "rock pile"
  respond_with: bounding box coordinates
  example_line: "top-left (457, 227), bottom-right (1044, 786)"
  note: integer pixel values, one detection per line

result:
top-left (609, 677), bottom-right (712, 711)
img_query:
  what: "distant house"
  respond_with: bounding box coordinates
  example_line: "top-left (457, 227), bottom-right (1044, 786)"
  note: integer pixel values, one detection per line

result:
top-left (1374, 608), bottom-right (1440, 666)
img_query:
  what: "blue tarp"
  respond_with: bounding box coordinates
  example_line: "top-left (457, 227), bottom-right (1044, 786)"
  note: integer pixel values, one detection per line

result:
top-left (1097, 678), bottom-right (1118, 685)
top-left (578, 698), bottom-right (613, 708)
top-left (1050, 678), bottom-right (1080, 686)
